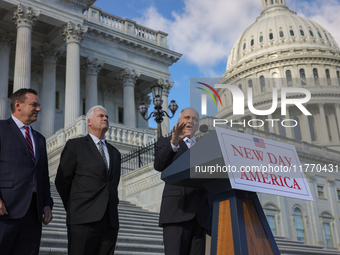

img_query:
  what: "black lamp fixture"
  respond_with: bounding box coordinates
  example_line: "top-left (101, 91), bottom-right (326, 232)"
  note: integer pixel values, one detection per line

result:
top-left (138, 81), bottom-right (178, 138)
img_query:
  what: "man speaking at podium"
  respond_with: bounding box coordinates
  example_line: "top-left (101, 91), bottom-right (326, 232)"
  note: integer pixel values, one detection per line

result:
top-left (154, 107), bottom-right (210, 255)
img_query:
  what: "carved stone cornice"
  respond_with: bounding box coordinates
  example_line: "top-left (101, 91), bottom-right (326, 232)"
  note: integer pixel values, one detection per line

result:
top-left (327, 177), bottom-right (335, 187)
top-left (83, 57), bottom-right (103, 76)
top-left (117, 68), bottom-right (140, 85)
top-left (100, 83), bottom-right (115, 99)
top-left (0, 30), bottom-right (14, 49)
top-left (61, 21), bottom-right (88, 44)
top-left (13, 4), bottom-right (40, 29)
top-left (40, 43), bottom-right (62, 63)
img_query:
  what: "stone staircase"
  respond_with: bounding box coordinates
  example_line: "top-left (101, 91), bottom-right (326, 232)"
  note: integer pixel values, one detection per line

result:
top-left (39, 184), bottom-right (164, 255)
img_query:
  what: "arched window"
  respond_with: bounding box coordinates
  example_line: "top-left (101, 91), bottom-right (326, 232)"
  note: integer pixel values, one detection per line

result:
top-left (272, 72), bottom-right (279, 87)
top-left (248, 79), bottom-right (253, 88)
top-left (243, 43), bottom-right (246, 50)
top-left (293, 208), bottom-right (306, 242)
top-left (271, 0), bottom-right (274, 4)
top-left (290, 30), bottom-right (295, 36)
top-left (308, 116), bottom-right (317, 141)
top-left (293, 117), bottom-right (302, 140)
top-left (337, 71), bottom-right (340, 86)
top-left (325, 69), bottom-right (331, 85)
top-left (279, 31), bottom-right (284, 37)
top-left (326, 115), bottom-right (332, 141)
top-left (300, 69), bottom-right (306, 86)
top-left (269, 33), bottom-right (273, 40)
top-left (309, 30), bottom-right (314, 37)
top-left (286, 70), bottom-right (293, 87)
top-left (318, 31), bottom-right (322, 38)
top-left (279, 119), bottom-right (286, 137)
top-left (263, 203), bottom-right (280, 236)
top-left (260, 76), bottom-right (265, 92)
top-left (260, 35), bottom-right (263, 43)
top-left (325, 34), bottom-right (329, 41)
top-left (320, 212), bottom-right (334, 248)
top-left (313, 68), bottom-right (319, 85)
top-left (251, 39), bottom-right (254, 46)
top-left (300, 30), bottom-right (305, 36)
top-left (323, 223), bottom-right (333, 247)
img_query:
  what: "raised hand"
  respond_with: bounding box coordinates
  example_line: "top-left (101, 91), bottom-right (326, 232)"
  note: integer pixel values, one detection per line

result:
top-left (170, 122), bottom-right (186, 146)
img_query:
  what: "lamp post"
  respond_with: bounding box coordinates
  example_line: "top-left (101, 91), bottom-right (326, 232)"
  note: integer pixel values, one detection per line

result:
top-left (138, 82), bottom-right (178, 138)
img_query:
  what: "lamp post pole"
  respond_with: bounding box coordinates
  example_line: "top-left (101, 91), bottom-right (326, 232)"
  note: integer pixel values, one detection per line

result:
top-left (138, 83), bottom-right (178, 139)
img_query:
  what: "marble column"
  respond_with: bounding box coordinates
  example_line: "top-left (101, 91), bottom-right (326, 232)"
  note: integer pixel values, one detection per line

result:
top-left (12, 4), bottom-right (40, 91)
top-left (39, 43), bottom-right (61, 138)
top-left (318, 103), bottom-right (330, 144)
top-left (100, 83), bottom-right (115, 120)
top-left (335, 104), bottom-right (340, 137)
top-left (301, 114), bottom-right (312, 143)
top-left (0, 30), bottom-right (14, 119)
top-left (84, 57), bottom-right (103, 112)
top-left (267, 114), bottom-right (275, 133)
top-left (61, 22), bottom-right (87, 127)
top-left (136, 92), bottom-right (150, 129)
top-left (117, 68), bottom-right (140, 128)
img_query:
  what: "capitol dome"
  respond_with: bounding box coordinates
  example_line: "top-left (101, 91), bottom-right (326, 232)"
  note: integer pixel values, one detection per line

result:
top-left (216, 0), bottom-right (340, 151)
top-left (226, 0), bottom-right (339, 73)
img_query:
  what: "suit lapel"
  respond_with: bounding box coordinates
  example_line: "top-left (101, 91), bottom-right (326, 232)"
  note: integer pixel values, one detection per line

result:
top-left (85, 134), bottom-right (105, 164)
top-left (6, 118), bottom-right (34, 164)
top-left (107, 143), bottom-right (114, 178)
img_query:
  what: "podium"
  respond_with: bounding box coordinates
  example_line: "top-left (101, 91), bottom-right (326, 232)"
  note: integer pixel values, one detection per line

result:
top-left (161, 131), bottom-right (280, 255)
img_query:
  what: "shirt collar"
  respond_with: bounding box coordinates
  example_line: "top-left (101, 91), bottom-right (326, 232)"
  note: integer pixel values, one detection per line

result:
top-left (89, 133), bottom-right (106, 145)
top-left (12, 115), bottom-right (29, 130)
top-left (183, 136), bottom-right (196, 144)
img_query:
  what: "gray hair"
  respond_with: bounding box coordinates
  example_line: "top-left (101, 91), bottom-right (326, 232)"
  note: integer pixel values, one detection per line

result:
top-left (86, 105), bottom-right (107, 124)
top-left (178, 107), bottom-right (199, 121)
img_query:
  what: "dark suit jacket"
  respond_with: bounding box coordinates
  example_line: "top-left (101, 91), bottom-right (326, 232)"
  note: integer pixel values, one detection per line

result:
top-left (0, 118), bottom-right (53, 221)
top-left (55, 134), bottom-right (121, 228)
top-left (154, 136), bottom-right (210, 230)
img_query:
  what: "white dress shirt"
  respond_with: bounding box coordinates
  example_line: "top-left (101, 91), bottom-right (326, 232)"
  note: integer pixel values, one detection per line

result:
top-left (89, 133), bottom-right (110, 167)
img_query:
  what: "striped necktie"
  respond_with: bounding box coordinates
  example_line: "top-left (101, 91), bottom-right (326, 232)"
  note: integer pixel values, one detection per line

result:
top-left (98, 141), bottom-right (108, 173)
top-left (25, 126), bottom-right (35, 162)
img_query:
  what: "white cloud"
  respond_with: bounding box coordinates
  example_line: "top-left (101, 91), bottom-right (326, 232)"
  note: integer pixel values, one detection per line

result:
top-left (135, 0), bottom-right (261, 73)
top-left (135, 0), bottom-right (340, 74)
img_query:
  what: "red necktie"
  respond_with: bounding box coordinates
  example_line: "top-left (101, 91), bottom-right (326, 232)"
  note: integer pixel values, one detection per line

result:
top-left (25, 126), bottom-right (35, 162)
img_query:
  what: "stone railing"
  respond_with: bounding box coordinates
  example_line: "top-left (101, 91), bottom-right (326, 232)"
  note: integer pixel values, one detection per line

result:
top-left (46, 116), bottom-right (156, 154)
top-left (83, 6), bottom-right (168, 48)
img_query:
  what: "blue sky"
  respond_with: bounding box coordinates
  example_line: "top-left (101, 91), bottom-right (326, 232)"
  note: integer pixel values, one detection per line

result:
top-left (94, 0), bottom-right (340, 129)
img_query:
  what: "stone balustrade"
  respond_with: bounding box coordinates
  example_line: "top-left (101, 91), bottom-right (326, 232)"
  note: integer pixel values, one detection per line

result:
top-left (83, 7), bottom-right (168, 47)
top-left (46, 116), bottom-right (156, 154)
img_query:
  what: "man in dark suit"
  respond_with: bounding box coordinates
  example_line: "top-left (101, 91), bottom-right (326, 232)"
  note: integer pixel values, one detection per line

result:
top-left (55, 105), bottom-right (121, 255)
top-left (0, 88), bottom-right (53, 255)
top-left (154, 107), bottom-right (210, 255)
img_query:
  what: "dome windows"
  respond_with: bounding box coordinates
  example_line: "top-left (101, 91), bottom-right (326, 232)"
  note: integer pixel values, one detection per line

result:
top-left (260, 76), bottom-right (266, 92)
top-left (299, 69), bottom-right (306, 86)
top-left (313, 68), bottom-right (319, 85)
top-left (248, 80), bottom-right (253, 88)
top-left (259, 35), bottom-right (264, 43)
top-left (309, 30), bottom-right (314, 37)
top-left (251, 39), bottom-right (254, 46)
top-left (286, 70), bottom-right (292, 87)
top-left (279, 31), bottom-right (284, 37)
top-left (326, 69), bottom-right (331, 85)
top-left (269, 33), bottom-right (274, 40)
top-left (289, 30), bottom-right (295, 36)
top-left (300, 30), bottom-right (305, 36)
top-left (317, 31), bottom-right (322, 38)
top-left (243, 43), bottom-right (246, 50)
top-left (325, 34), bottom-right (329, 41)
